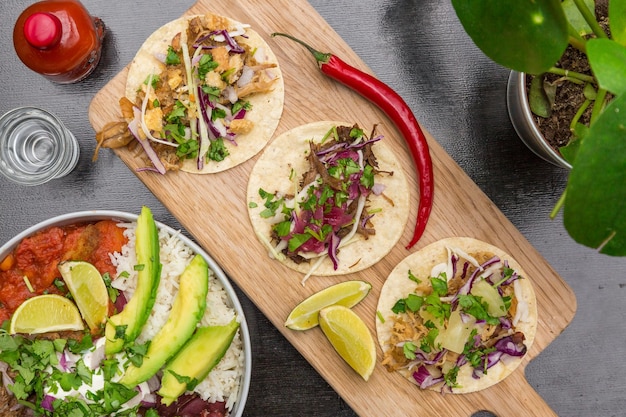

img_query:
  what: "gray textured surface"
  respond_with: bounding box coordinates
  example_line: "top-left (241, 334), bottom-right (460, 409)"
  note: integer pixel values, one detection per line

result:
top-left (1, 1), bottom-right (625, 416)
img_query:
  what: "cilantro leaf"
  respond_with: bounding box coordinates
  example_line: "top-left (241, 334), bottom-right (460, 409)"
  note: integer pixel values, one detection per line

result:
top-left (208, 138), bottom-right (229, 162)
top-left (165, 45), bottom-right (180, 65)
top-left (403, 341), bottom-right (417, 360)
top-left (197, 53), bottom-right (219, 79)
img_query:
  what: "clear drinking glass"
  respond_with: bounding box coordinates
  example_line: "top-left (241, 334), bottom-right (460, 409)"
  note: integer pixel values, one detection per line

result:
top-left (0, 107), bottom-right (79, 186)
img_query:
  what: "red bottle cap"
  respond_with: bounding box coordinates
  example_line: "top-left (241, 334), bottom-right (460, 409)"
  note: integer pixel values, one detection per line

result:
top-left (23, 12), bottom-right (62, 49)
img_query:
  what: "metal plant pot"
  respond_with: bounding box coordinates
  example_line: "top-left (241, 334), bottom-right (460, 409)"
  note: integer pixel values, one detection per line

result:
top-left (506, 71), bottom-right (572, 169)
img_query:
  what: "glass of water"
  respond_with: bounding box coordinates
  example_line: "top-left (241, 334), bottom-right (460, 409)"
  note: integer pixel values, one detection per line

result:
top-left (0, 107), bottom-right (79, 186)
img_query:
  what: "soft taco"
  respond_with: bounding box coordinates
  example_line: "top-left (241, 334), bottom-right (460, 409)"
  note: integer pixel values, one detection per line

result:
top-left (95, 13), bottom-right (284, 173)
top-left (246, 121), bottom-right (410, 284)
top-left (376, 237), bottom-right (537, 393)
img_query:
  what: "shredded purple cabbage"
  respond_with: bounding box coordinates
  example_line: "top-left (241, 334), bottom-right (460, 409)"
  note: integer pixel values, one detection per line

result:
top-left (413, 365), bottom-right (445, 389)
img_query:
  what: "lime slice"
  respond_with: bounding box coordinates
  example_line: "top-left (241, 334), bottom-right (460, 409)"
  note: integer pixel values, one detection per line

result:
top-left (285, 280), bottom-right (372, 330)
top-left (318, 305), bottom-right (376, 381)
top-left (58, 260), bottom-right (109, 331)
top-left (9, 294), bottom-right (84, 334)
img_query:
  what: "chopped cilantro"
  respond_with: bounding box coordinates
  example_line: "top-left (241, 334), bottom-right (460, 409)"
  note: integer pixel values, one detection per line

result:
top-left (288, 233), bottom-right (312, 252)
top-left (126, 341), bottom-right (150, 367)
top-left (168, 370), bottom-right (200, 391)
top-left (458, 294), bottom-right (500, 325)
top-left (408, 270), bottom-right (421, 284)
top-left (430, 276), bottom-right (448, 296)
top-left (208, 138), bottom-right (229, 162)
top-left (444, 365), bottom-right (460, 388)
top-left (211, 106), bottom-right (227, 121)
top-left (221, 67), bottom-right (236, 81)
top-left (102, 272), bottom-right (119, 304)
top-left (350, 127), bottom-right (364, 139)
top-left (420, 328), bottom-right (439, 353)
top-left (165, 45), bottom-right (180, 65)
top-left (360, 164), bottom-right (375, 188)
top-left (423, 293), bottom-right (450, 324)
top-left (272, 220), bottom-right (292, 237)
top-left (405, 294), bottom-right (424, 312)
top-left (232, 100), bottom-right (251, 115)
top-left (166, 100), bottom-right (187, 124)
top-left (392, 294), bottom-right (424, 314)
top-left (175, 139), bottom-right (199, 159)
top-left (201, 85), bottom-right (221, 102)
top-left (197, 53), bottom-right (219, 79)
top-left (403, 341), bottom-right (417, 360)
top-left (143, 74), bottom-right (159, 88)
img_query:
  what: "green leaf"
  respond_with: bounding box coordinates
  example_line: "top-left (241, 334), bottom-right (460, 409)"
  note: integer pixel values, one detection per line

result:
top-left (587, 38), bottom-right (626, 96)
top-left (562, 0), bottom-right (595, 36)
top-left (529, 76), bottom-right (553, 118)
top-left (564, 94), bottom-right (626, 255)
top-left (451, 0), bottom-right (569, 74)
top-left (559, 125), bottom-right (586, 163)
top-left (610, 0), bottom-right (626, 45)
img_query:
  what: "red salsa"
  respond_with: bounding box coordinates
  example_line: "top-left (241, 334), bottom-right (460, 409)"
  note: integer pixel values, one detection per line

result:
top-left (0, 220), bottom-right (127, 323)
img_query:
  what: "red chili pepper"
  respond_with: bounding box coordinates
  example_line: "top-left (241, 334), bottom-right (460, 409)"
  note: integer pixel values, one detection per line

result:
top-left (271, 33), bottom-right (434, 249)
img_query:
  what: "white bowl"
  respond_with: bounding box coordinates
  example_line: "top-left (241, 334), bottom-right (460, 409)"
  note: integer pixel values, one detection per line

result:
top-left (0, 209), bottom-right (251, 417)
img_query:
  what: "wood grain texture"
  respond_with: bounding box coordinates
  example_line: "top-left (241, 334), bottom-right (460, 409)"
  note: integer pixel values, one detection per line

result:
top-left (88, 1), bottom-right (577, 415)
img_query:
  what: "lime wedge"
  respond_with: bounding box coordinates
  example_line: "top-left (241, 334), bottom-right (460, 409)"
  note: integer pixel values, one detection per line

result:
top-left (319, 305), bottom-right (376, 381)
top-left (58, 260), bottom-right (109, 331)
top-left (9, 294), bottom-right (84, 334)
top-left (285, 280), bottom-right (371, 330)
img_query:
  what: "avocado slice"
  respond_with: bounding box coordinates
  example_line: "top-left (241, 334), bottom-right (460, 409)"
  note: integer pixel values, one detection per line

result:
top-left (105, 206), bottom-right (161, 356)
top-left (119, 253), bottom-right (209, 387)
top-left (158, 318), bottom-right (240, 406)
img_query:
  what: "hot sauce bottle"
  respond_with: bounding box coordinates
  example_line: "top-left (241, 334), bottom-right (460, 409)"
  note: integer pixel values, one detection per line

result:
top-left (13, 0), bottom-right (105, 83)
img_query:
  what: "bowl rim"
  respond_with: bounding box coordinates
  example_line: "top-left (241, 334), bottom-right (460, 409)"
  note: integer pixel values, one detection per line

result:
top-left (0, 209), bottom-right (251, 416)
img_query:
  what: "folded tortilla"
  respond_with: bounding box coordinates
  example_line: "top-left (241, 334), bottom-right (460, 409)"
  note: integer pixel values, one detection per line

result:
top-left (246, 121), bottom-right (410, 278)
top-left (376, 237), bottom-right (538, 393)
top-left (125, 13), bottom-right (284, 173)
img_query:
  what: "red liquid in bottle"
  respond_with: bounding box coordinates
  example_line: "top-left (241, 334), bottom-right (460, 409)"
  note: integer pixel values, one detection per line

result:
top-left (13, 0), bottom-right (105, 84)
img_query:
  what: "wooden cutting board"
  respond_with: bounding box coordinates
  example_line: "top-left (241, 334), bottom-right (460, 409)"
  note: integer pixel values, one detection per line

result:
top-left (88, 1), bottom-right (577, 415)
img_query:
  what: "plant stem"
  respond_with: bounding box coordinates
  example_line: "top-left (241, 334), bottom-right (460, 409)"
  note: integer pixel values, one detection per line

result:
top-left (590, 88), bottom-right (608, 125)
top-left (550, 190), bottom-right (567, 220)
top-left (571, 0), bottom-right (608, 39)
top-left (567, 23), bottom-right (587, 53)
top-left (547, 67), bottom-right (595, 84)
top-left (570, 99), bottom-right (592, 131)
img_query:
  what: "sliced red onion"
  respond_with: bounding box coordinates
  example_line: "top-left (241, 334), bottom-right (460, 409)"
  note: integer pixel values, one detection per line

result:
top-left (460, 261), bottom-right (470, 279)
top-left (454, 255), bottom-right (501, 300)
top-left (327, 233), bottom-right (340, 270)
top-left (41, 395), bottom-right (55, 412)
top-left (58, 351), bottom-right (68, 371)
top-left (233, 108), bottom-right (246, 120)
top-left (114, 291), bottom-right (127, 313)
top-left (214, 29), bottom-right (245, 53)
top-left (223, 85), bottom-right (238, 103)
top-left (128, 118), bottom-right (166, 175)
top-left (82, 337), bottom-right (106, 370)
top-left (371, 183), bottom-right (386, 195)
top-left (237, 65), bottom-right (254, 87)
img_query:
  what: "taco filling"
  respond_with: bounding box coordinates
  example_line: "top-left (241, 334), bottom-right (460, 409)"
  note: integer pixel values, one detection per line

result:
top-left (247, 122), bottom-right (410, 283)
top-left (94, 14), bottom-right (283, 174)
top-left (376, 237), bottom-right (537, 394)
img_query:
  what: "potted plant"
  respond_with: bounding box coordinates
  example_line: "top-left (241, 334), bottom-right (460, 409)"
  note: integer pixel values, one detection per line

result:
top-left (451, 0), bottom-right (626, 256)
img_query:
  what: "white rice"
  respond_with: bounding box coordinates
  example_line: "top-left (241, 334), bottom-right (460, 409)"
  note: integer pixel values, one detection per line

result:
top-left (109, 222), bottom-right (244, 411)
